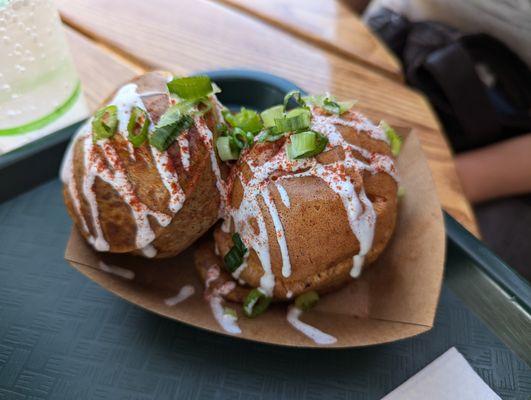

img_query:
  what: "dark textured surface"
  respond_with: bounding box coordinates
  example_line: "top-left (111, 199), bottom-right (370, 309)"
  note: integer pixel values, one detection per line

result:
top-left (475, 195), bottom-right (531, 282)
top-left (0, 180), bottom-right (530, 399)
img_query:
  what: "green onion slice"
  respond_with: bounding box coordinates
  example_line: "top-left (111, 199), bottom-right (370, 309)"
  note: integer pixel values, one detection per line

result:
top-left (303, 94), bottom-right (356, 115)
top-left (230, 133), bottom-right (245, 150)
top-left (260, 105), bottom-right (284, 128)
top-left (149, 105), bottom-right (194, 151)
top-left (266, 133), bottom-right (285, 142)
top-left (167, 75), bottom-right (213, 100)
top-left (379, 120), bottom-right (402, 156)
top-left (92, 105), bottom-right (118, 142)
top-left (232, 233), bottom-right (247, 255)
top-left (191, 99), bottom-right (213, 117)
top-left (294, 291), bottom-right (319, 311)
top-left (222, 107), bottom-right (263, 134)
top-left (243, 289), bottom-right (272, 318)
top-left (223, 233), bottom-right (248, 272)
top-left (216, 123), bottom-right (228, 135)
top-left (223, 307), bottom-right (237, 318)
top-left (232, 127), bottom-right (255, 147)
top-left (274, 107), bottom-right (311, 133)
top-left (127, 106), bottom-right (150, 147)
top-left (287, 130), bottom-right (328, 159)
top-left (216, 136), bottom-right (239, 161)
top-left (258, 127), bottom-right (285, 143)
top-left (397, 186), bottom-right (406, 198)
top-left (283, 90), bottom-right (306, 111)
top-left (224, 247), bottom-right (243, 273)
top-left (337, 100), bottom-right (356, 114)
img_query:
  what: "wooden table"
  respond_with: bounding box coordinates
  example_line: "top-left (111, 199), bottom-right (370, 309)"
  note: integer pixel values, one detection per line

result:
top-left (56, 0), bottom-right (479, 235)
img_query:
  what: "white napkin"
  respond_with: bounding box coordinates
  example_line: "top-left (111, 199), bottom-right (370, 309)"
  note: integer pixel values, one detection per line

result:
top-left (382, 347), bottom-right (501, 400)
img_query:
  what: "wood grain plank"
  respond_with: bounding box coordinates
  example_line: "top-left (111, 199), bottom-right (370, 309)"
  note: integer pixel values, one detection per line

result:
top-left (57, 0), bottom-right (434, 131)
top-left (215, 0), bottom-right (402, 80)
top-left (65, 27), bottom-right (142, 110)
top-left (58, 0), bottom-right (478, 235)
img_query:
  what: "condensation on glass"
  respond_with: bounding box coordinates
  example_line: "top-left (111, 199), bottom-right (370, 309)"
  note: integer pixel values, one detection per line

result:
top-left (0, 0), bottom-right (87, 142)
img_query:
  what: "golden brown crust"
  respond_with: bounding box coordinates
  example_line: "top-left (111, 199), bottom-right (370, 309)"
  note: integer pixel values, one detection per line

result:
top-left (63, 71), bottom-right (224, 258)
top-left (202, 109), bottom-right (398, 301)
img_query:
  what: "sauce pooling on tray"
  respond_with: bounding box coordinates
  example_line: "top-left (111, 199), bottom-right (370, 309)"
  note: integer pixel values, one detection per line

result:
top-left (221, 108), bottom-right (399, 297)
top-left (287, 306), bottom-right (337, 345)
top-left (205, 265), bottom-right (241, 334)
top-left (164, 285), bottom-right (195, 306)
top-left (61, 80), bottom-right (226, 255)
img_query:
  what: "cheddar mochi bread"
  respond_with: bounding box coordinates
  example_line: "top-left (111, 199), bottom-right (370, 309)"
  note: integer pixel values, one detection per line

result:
top-left (62, 71), bottom-right (227, 258)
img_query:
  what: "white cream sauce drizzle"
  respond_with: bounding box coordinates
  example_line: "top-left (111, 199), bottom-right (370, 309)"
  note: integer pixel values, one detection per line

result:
top-left (177, 134), bottom-right (191, 171)
top-left (262, 186), bottom-right (292, 278)
top-left (85, 136), bottom-right (172, 250)
top-left (150, 144), bottom-right (185, 213)
top-left (222, 110), bottom-right (399, 293)
top-left (195, 116), bottom-right (227, 217)
top-left (351, 255), bottom-right (363, 278)
top-left (61, 122), bottom-right (91, 234)
top-left (140, 244), bottom-right (157, 258)
top-left (275, 182), bottom-right (291, 208)
top-left (112, 83), bottom-right (146, 159)
top-left (287, 306), bottom-right (337, 345)
top-left (98, 261), bottom-right (135, 280)
top-left (205, 265), bottom-right (241, 334)
top-left (164, 285), bottom-right (195, 306)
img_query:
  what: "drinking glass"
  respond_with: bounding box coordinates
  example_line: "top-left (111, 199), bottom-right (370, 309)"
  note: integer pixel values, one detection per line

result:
top-left (0, 0), bottom-right (88, 153)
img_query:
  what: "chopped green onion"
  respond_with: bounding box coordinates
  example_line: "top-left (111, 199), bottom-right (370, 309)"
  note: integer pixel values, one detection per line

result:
top-left (294, 291), bottom-right (319, 311)
top-left (224, 247), bottom-right (243, 273)
top-left (232, 233), bottom-right (246, 255)
top-left (127, 106), bottom-right (150, 147)
top-left (322, 97), bottom-right (342, 114)
top-left (260, 105), bottom-right (284, 128)
top-left (303, 94), bottom-right (356, 115)
top-left (273, 108), bottom-right (311, 133)
top-left (229, 133), bottom-right (245, 150)
top-left (222, 107), bottom-right (263, 134)
top-left (288, 131), bottom-right (315, 158)
top-left (216, 136), bottom-right (239, 161)
top-left (379, 120), bottom-right (402, 156)
top-left (397, 186), bottom-right (406, 198)
top-left (149, 105), bottom-right (193, 151)
top-left (211, 82), bottom-right (222, 95)
top-left (232, 127), bottom-right (255, 147)
top-left (287, 130), bottom-right (328, 159)
top-left (266, 133), bottom-right (285, 142)
top-left (216, 123), bottom-right (228, 135)
top-left (194, 99), bottom-right (213, 116)
top-left (92, 105), bottom-right (118, 142)
top-left (322, 98), bottom-right (354, 115)
top-left (243, 289), bottom-right (272, 318)
top-left (337, 100), bottom-right (356, 114)
top-left (223, 233), bottom-right (248, 272)
top-left (223, 307), bottom-right (237, 318)
top-left (283, 90), bottom-right (306, 111)
top-left (171, 99), bottom-right (196, 116)
top-left (167, 75), bottom-right (213, 100)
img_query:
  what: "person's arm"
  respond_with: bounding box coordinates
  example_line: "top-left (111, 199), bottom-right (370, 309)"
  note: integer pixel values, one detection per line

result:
top-left (455, 134), bottom-right (531, 204)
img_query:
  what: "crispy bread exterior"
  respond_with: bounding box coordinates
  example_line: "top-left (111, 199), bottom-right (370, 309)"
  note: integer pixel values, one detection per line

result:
top-left (63, 71), bottom-right (224, 258)
top-left (199, 109), bottom-right (398, 301)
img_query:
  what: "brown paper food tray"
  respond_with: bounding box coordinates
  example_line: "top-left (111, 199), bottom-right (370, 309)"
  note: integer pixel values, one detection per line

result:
top-left (65, 129), bottom-right (445, 348)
